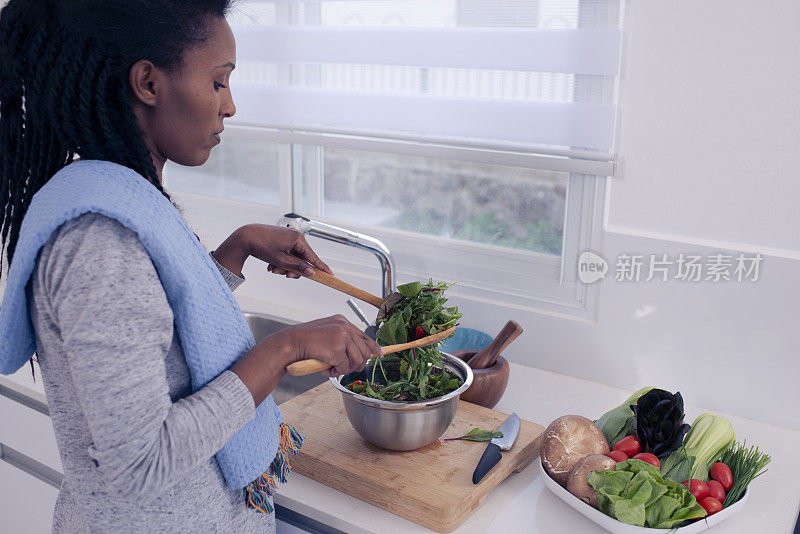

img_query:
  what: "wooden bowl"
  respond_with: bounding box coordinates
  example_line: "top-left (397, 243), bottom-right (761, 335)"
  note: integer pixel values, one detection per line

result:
top-left (450, 349), bottom-right (510, 409)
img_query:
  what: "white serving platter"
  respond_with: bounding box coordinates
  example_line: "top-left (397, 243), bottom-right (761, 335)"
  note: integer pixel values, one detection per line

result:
top-left (538, 460), bottom-right (750, 534)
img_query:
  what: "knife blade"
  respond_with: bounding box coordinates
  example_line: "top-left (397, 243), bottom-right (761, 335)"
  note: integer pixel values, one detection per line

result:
top-left (472, 412), bottom-right (520, 484)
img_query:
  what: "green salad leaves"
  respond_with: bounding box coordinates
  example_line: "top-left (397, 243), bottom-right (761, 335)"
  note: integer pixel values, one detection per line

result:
top-left (588, 459), bottom-right (707, 529)
top-left (351, 280), bottom-right (462, 401)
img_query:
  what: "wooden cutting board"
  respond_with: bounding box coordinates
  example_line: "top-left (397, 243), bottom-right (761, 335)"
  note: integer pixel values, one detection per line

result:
top-left (279, 383), bottom-right (545, 532)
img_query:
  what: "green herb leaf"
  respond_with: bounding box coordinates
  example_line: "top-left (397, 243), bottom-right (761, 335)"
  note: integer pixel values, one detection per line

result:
top-left (418, 373), bottom-right (429, 398)
top-left (397, 281), bottom-right (422, 298)
top-left (444, 428), bottom-right (503, 442)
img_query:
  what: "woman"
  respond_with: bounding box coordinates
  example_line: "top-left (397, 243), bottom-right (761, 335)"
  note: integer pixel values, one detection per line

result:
top-left (0, 1), bottom-right (380, 532)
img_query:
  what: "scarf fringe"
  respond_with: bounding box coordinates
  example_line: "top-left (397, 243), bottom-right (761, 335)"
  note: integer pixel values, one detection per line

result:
top-left (244, 422), bottom-right (304, 514)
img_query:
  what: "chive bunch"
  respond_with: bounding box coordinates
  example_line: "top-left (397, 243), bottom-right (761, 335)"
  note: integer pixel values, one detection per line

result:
top-left (718, 440), bottom-right (771, 506)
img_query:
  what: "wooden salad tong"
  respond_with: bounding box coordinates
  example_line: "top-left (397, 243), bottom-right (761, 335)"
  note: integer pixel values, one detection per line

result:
top-left (286, 325), bottom-right (457, 376)
top-left (286, 268), bottom-right (404, 319)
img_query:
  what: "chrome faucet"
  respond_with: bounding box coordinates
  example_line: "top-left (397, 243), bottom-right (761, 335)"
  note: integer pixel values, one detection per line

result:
top-left (276, 213), bottom-right (396, 299)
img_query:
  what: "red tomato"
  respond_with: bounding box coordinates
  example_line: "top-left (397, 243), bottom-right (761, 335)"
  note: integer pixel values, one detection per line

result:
top-left (700, 497), bottom-right (723, 515)
top-left (606, 450), bottom-right (629, 462)
top-left (710, 462), bottom-right (734, 491)
top-left (613, 436), bottom-right (642, 457)
top-left (707, 480), bottom-right (726, 502)
top-left (414, 325), bottom-right (426, 339)
top-left (632, 453), bottom-right (660, 468)
top-left (682, 479), bottom-right (710, 501)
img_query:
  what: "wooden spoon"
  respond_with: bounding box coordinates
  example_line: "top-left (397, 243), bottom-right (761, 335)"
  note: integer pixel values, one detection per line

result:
top-left (287, 268), bottom-right (404, 318)
top-left (286, 326), bottom-right (458, 376)
top-left (467, 320), bottom-right (523, 370)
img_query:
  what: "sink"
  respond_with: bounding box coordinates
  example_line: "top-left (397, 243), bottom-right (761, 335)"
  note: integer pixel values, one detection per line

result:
top-left (243, 311), bottom-right (328, 405)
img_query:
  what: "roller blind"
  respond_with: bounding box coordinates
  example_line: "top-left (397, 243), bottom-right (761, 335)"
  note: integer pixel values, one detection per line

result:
top-left (228, 0), bottom-right (622, 172)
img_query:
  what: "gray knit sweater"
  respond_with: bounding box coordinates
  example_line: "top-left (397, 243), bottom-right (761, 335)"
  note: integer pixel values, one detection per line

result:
top-left (29, 213), bottom-right (275, 533)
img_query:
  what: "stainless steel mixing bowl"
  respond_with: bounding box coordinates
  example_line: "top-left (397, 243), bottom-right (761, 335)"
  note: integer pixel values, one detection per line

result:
top-left (329, 352), bottom-right (474, 451)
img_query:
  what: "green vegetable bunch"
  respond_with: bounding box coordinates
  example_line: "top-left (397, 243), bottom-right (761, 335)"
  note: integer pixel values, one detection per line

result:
top-left (661, 413), bottom-right (735, 483)
top-left (588, 459), bottom-right (707, 528)
top-left (360, 280), bottom-right (462, 401)
top-left (718, 440), bottom-right (771, 506)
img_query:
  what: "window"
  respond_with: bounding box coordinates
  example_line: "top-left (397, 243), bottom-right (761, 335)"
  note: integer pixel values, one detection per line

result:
top-left (166, 0), bottom-right (622, 319)
top-left (294, 147), bottom-right (567, 256)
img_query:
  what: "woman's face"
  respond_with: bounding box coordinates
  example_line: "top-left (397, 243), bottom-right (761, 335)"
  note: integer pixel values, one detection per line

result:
top-left (131, 16), bottom-right (237, 172)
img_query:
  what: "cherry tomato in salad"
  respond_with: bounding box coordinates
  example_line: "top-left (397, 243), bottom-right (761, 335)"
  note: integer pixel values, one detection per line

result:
top-left (682, 479), bottom-right (709, 501)
top-left (710, 462), bottom-right (734, 491)
top-left (707, 479), bottom-right (726, 502)
top-left (613, 436), bottom-right (642, 458)
top-left (605, 450), bottom-right (629, 462)
top-left (632, 453), bottom-right (660, 468)
top-left (346, 380), bottom-right (366, 394)
top-left (699, 496), bottom-right (723, 515)
top-left (415, 325), bottom-right (426, 340)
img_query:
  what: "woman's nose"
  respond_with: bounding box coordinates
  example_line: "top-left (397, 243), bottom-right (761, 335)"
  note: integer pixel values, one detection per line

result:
top-left (221, 88), bottom-right (236, 119)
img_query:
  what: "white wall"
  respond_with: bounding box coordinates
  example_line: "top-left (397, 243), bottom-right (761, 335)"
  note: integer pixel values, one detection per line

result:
top-left (610, 0), bottom-right (800, 254)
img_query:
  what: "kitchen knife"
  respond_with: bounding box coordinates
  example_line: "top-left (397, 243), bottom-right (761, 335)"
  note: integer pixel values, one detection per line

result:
top-left (472, 412), bottom-right (520, 484)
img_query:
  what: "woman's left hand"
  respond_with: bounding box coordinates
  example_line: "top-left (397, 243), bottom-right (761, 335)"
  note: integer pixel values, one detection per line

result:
top-left (212, 224), bottom-right (333, 279)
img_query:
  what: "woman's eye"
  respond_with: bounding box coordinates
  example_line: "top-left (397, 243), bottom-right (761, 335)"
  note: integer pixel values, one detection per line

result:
top-left (214, 81), bottom-right (227, 91)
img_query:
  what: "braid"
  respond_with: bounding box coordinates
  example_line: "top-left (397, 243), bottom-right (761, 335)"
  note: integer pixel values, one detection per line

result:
top-left (0, 0), bottom-right (233, 379)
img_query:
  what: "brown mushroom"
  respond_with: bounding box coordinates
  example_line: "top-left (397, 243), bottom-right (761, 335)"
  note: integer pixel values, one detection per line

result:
top-left (540, 415), bottom-right (609, 486)
top-left (566, 454), bottom-right (617, 507)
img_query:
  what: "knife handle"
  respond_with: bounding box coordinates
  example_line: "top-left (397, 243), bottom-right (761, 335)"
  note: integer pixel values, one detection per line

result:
top-left (472, 442), bottom-right (502, 484)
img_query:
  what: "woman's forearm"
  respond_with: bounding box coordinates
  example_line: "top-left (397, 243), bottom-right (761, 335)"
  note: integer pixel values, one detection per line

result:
top-left (230, 332), bottom-right (296, 407)
top-left (212, 226), bottom-right (251, 277)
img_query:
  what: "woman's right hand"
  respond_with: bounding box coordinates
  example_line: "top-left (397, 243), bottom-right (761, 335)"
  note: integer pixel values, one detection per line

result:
top-left (273, 314), bottom-right (382, 377)
top-left (231, 314), bottom-right (382, 406)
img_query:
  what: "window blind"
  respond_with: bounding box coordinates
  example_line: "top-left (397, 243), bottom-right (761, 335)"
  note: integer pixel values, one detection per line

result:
top-left (227, 0), bottom-right (622, 174)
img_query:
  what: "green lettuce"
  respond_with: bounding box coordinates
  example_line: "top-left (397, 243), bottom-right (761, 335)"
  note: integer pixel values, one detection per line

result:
top-left (594, 386), bottom-right (654, 446)
top-left (588, 459), bottom-right (707, 529)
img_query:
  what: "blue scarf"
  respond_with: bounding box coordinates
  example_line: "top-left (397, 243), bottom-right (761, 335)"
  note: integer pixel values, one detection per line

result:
top-left (0, 160), bottom-right (284, 491)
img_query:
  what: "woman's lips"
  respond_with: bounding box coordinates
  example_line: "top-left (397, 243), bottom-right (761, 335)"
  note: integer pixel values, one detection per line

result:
top-left (212, 133), bottom-right (221, 144)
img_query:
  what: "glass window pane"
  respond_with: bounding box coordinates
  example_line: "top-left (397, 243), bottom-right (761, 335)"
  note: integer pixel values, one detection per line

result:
top-left (295, 146), bottom-right (567, 256)
top-left (164, 130), bottom-right (282, 206)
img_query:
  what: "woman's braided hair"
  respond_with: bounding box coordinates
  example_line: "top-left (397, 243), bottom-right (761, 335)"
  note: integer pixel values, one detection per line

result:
top-left (0, 0), bottom-right (233, 376)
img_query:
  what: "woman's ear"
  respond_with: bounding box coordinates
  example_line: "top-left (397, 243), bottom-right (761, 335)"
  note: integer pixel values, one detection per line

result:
top-left (129, 59), bottom-right (160, 107)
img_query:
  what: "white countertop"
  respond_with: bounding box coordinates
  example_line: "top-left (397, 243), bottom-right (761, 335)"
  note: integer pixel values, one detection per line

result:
top-left (274, 362), bottom-right (800, 533)
top-left (4, 353), bottom-right (799, 533)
